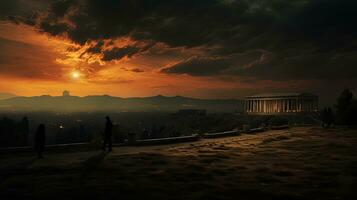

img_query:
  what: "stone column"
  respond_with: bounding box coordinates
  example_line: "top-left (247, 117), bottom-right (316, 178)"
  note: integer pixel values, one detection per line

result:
top-left (282, 99), bottom-right (285, 112)
top-left (263, 100), bottom-right (266, 113)
top-left (247, 100), bottom-right (249, 112)
top-left (301, 99), bottom-right (303, 112)
top-left (249, 100), bottom-right (252, 112)
top-left (256, 100), bottom-right (258, 112)
top-left (251, 100), bottom-right (254, 112)
top-left (246, 100), bottom-right (249, 112)
top-left (259, 100), bottom-right (262, 113)
top-left (273, 100), bottom-right (275, 113)
top-left (296, 99), bottom-right (300, 112)
top-left (250, 100), bottom-right (252, 112)
top-left (252, 100), bottom-right (254, 112)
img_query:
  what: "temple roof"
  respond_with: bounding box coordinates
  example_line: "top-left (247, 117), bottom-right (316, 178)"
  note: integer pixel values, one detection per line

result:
top-left (246, 92), bottom-right (317, 99)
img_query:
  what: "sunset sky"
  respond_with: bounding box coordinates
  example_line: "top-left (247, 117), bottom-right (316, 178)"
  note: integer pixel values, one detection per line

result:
top-left (0, 0), bottom-right (357, 105)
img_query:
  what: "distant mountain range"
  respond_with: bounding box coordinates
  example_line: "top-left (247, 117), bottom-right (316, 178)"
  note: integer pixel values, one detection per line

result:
top-left (0, 94), bottom-right (244, 113)
top-left (0, 92), bottom-right (17, 100)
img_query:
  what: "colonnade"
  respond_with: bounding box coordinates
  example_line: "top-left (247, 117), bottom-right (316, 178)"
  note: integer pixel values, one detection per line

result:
top-left (245, 98), bottom-right (318, 114)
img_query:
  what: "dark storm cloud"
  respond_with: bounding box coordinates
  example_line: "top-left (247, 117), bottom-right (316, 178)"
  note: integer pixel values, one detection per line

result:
top-left (237, 50), bottom-right (357, 80)
top-left (29, 0), bottom-right (245, 46)
top-left (0, 0), bottom-right (50, 18)
top-left (102, 46), bottom-right (140, 61)
top-left (8, 0), bottom-right (357, 80)
top-left (86, 41), bottom-right (104, 54)
top-left (162, 57), bottom-right (231, 76)
top-left (162, 51), bottom-right (264, 76)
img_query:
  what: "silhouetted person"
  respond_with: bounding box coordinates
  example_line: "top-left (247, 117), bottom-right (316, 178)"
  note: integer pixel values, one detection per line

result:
top-left (35, 124), bottom-right (46, 159)
top-left (103, 116), bottom-right (113, 152)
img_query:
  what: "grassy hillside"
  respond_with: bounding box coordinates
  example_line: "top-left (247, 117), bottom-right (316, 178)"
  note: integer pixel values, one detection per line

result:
top-left (1, 127), bottom-right (357, 200)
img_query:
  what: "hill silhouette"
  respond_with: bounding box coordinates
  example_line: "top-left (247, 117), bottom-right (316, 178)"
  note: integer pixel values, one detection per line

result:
top-left (0, 92), bottom-right (16, 100)
top-left (0, 94), bottom-right (243, 113)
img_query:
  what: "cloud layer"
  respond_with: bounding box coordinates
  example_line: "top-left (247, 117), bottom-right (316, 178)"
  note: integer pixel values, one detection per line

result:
top-left (9, 0), bottom-right (354, 81)
top-left (0, 0), bottom-right (356, 103)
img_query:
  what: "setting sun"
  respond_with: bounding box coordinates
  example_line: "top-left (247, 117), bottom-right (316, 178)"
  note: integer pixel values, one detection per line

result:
top-left (71, 71), bottom-right (80, 79)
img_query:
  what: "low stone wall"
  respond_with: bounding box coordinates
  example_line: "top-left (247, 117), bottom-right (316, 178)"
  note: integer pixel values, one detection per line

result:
top-left (203, 130), bottom-right (239, 138)
top-left (0, 142), bottom-right (93, 153)
top-left (245, 127), bottom-right (266, 134)
top-left (129, 134), bottom-right (200, 146)
top-left (270, 125), bottom-right (290, 130)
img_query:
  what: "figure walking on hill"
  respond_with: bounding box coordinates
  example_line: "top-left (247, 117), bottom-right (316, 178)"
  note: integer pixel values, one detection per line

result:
top-left (103, 116), bottom-right (113, 152)
top-left (35, 124), bottom-right (46, 159)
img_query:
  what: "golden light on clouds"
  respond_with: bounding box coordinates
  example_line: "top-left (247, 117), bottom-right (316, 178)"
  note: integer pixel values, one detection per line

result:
top-left (0, 19), bottom-right (263, 99)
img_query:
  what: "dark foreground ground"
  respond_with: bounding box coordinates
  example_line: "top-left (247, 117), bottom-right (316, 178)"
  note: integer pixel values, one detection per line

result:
top-left (1, 127), bottom-right (357, 200)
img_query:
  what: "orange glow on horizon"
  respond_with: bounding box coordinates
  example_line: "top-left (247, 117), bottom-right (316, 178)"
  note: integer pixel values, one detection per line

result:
top-left (0, 20), bottom-right (297, 99)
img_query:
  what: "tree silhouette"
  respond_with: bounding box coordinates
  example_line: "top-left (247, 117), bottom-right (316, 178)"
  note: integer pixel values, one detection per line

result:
top-left (335, 89), bottom-right (356, 125)
top-left (0, 117), bottom-right (29, 147)
top-left (345, 101), bottom-right (357, 125)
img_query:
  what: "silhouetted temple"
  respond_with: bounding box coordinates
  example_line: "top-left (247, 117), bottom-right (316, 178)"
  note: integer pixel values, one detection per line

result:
top-left (245, 93), bottom-right (318, 115)
top-left (63, 90), bottom-right (70, 97)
